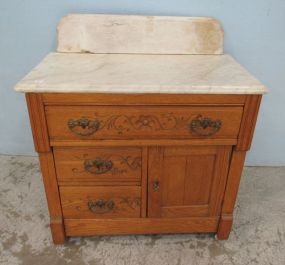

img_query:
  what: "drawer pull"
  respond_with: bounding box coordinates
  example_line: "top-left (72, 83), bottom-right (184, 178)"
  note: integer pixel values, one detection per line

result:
top-left (190, 115), bottom-right (222, 137)
top-left (84, 158), bottom-right (113, 175)
top-left (87, 199), bottom-right (115, 214)
top-left (67, 118), bottom-right (100, 136)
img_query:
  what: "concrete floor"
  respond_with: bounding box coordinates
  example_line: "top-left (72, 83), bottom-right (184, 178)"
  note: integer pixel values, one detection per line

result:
top-left (0, 155), bottom-right (284, 265)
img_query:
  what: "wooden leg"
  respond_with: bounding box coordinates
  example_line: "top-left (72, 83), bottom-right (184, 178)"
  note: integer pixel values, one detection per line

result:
top-left (39, 152), bottom-right (66, 244)
top-left (217, 150), bottom-right (246, 240)
top-left (50, 217), bottom-right (66, 244)
top-left (216, 214), bottom-right (233, 240)
top-left (26, 94), bottom-right (65, 243)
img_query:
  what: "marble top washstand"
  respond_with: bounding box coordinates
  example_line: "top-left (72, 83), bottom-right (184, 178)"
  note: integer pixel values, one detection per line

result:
top-left (14, 14), bottom-right (267, 244)
top-left (15, 14), bottom-right (267, 94)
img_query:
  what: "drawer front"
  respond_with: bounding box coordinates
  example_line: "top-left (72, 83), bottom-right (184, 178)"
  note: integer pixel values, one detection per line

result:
top-left (46, 106), bottom-right (243, 140)
top-left (54, 147), bottom-right (142, 184)
top-left (60, 186), bottom-right (141, 218)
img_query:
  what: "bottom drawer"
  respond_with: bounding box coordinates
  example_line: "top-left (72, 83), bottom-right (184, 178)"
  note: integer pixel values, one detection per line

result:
top-left (60, 186), bottom-right (141, 218)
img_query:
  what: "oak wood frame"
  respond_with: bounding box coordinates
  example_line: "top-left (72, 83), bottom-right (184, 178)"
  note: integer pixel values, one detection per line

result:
top-left (26, 93), bottom-right (64, 243)
top-left (64, 217), bottom-right (219, 236)
top-left (26, 93), bottom-right (262, 243)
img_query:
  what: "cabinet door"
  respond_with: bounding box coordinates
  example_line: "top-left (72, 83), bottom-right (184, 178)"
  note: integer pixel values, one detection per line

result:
top-left (148, 146), bottom-right (231, 218)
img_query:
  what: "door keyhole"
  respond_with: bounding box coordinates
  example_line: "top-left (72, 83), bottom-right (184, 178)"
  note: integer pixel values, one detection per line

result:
top-left (153, 180), bottom-right (160, 191)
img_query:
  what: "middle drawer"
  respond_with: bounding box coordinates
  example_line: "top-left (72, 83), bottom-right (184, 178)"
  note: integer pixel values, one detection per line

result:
top-left (54, 147), bottom-right (142, 184)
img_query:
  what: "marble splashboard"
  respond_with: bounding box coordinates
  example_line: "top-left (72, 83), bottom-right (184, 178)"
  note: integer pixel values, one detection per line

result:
top-left (15, 52), bottom-right (267, 94)
top-left (57, 14), bottom-right (224, 55)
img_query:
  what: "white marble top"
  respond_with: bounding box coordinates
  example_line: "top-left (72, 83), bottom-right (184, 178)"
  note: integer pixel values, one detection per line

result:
top-left (15, 52), bottom-right (267, 94)
top-left (57, 14), bottom-right (224, 55)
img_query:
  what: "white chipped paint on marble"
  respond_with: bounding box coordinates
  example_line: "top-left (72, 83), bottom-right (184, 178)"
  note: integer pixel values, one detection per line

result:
top-left (15, 53), bottom-right (267, 94)
top-left (57, 14), bottom-right (224, 55)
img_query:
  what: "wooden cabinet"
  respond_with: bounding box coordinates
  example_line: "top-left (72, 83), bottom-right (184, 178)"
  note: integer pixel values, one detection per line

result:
top-left (25, 93), bottom-right (262, 244)
top-left (16, 14), bottom-right (266, 245)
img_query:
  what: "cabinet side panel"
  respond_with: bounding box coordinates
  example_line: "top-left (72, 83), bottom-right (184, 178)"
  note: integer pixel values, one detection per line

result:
top-left (26, 93), bottom-right (64, 243)
top-left (217, 150), bottom-right (246, 240)
top-left (220, 150), bottom-right (246, 214)
top-left (236, 95), bottom-right (262, 151)
top-left (209, 146), bottom-right (232, 216)
top-left (26, 93), bottom-right (50, 152)
top-left (38, 152), bottom-right (65, 244)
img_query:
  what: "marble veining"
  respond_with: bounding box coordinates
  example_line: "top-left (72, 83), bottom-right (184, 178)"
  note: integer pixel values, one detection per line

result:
top-left (57, 14), bottom-right (224, 55)
top-left (15, 52), bottom-right (267, 94)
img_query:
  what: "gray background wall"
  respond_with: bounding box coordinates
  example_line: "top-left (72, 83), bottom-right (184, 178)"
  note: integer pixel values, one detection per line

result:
top-left (0, 0), bottom-right (284, 166)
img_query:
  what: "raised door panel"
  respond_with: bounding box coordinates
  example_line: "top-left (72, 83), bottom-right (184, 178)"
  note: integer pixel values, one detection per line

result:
top-left (148, 146), bottom-right (231, 218)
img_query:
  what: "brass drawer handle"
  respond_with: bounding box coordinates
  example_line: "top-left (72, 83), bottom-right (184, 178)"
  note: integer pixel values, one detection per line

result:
top-left (190, 115), bottom-right (222, 137)
top-left (67, 118), bottom-right (100, 136)
top-left (87, 199), bottom-right (115, 214)
top-left (84, 158), bottom-right (113, 175)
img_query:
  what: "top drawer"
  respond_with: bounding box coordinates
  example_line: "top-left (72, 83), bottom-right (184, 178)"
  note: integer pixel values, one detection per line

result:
top-left (45, 106), bottom-right (243, 141)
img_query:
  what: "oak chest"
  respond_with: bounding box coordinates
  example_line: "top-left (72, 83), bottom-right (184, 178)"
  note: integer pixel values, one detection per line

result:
top-left (16, 14), bottom-right (266, 244)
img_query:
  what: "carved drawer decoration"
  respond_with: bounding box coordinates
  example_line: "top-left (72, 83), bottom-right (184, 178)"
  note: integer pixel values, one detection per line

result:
top-left (46, 106), bottom-right (243, 140)
top-left (60, 186), bottom-right (141, 218)
top-left (54, 147), bottom-right (142, 183)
